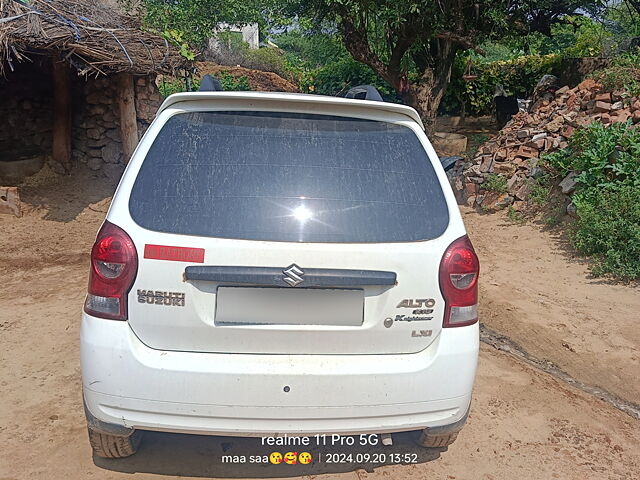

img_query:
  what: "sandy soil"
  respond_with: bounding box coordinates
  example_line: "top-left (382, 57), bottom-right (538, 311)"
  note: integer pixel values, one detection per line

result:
top-left (0, 168), bottom-right (638, 479)
top-left (463, 209), bottom-right (640, 406)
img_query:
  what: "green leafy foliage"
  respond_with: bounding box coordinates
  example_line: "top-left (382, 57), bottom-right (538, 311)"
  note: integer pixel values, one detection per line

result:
top-left (215, 31), bottom-right (248, 51)
top-left (561, 19), bottom-right (612, 57)
top-left (158, 77), bottom-right (189, 97)
top-left (274, 31), bottom-right (346, 70)
top-left (471, 15), bottom-right (611, 62)
top-left (545, 121), bottom-right (640, 190)
top-left (545, 121), bottom-right (640, 279)
top-left (241, 48), bottom-right (292, 79)
top-left (531, 16), bottom-right (610, 57)
top-left (271, 1), bottom-right (519, 119)
top-left (481, 174), bottom-right (508, 194)
top-left (606, 1), bottom-right (640, 38)
top-left (507, 205), bottom-right (525, 223)
top-left (572, 185), bottom-right (640, 279)
top-left (528, 174), bottom-right (554, 205)
top-left (140, 0), bottom-right (264, 49)
top-left (443, 54), bottom-right (562, 115)
top-left (158, 29), bottom-right (197, 60)
top-left (591, 50), bottom-right (640, 97)
top-left (272, 31), bottom-right (397, 98)
top-left (310, 57), bottom-right (397, 98)
top-left (216, 71), bottom-right (252, 91)
top-left (157, 70), bottom-right (252, 98)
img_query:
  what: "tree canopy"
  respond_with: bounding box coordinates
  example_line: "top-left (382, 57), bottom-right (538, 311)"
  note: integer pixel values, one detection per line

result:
top-left (133, 0), bottom-right (640, 122)
top-left (138, 0), bottom-right (264, 50)
top-left (273, 0), bottom-right (607, 123)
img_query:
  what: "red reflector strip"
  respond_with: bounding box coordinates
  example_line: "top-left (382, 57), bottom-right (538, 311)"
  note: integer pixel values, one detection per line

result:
top-left (144, 244), bottom-right (205, 263)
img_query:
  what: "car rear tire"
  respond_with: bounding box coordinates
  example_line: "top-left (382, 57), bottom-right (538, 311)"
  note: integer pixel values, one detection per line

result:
top-left (88, 427), bottom-right (142, 458)
top-left (416, 430), bottom-right (459, 448)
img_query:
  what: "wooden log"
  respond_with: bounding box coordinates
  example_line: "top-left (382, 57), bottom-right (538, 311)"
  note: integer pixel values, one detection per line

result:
top-left (52, 60), bottom-right (72, 171)
top-left (117, 73), bottom-right (138, 162)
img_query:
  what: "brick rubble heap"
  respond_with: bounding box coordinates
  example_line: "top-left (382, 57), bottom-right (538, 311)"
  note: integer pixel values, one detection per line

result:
top-left (452, 79), bottom-right (640, 211)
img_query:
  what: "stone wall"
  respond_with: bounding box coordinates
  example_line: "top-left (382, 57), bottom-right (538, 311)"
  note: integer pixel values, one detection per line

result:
top-left (0, 59), bottom-right (53, 166)
top-left (135, 76), bottom-right (163, 135)
top-left (0, 60), bottom-right (163, 184)
top-left (559, 57), bottom-right (613, 88)
top-left (69, 74), bottom-right (162, 179)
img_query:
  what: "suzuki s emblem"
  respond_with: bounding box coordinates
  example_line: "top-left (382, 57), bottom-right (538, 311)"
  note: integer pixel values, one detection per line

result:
top-left (283, 264), bottom-right (304, 287)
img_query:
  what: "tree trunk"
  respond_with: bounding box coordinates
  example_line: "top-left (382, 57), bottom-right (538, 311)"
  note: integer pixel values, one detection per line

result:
top-left (338, 17), bottom-right (459, 130)
top-left (402, 40), bottom-right (458, 131)
top-left (403, 73), bottom-right (450, 130)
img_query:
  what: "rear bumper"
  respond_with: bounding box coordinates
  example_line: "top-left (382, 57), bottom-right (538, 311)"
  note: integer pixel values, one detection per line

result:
top-left (81, 314), bottom-right (478, 437)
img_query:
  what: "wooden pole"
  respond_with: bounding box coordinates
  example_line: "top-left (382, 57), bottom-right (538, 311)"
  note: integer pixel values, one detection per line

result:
top-left (52, 59), bottom-right (72, 171)
top-left (117, 73), bottom-right (138, 162)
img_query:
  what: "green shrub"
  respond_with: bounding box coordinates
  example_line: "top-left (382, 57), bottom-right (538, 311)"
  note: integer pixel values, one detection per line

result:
top-left (501, 16), bottom-right (610, 58)
top-left (481, 174), bottom-right (508, 193)
top-left (507, 205), bottom-right (525, 223)
top-left (157, 71), bottom-right (252, 98)
top-left (442, 54), bottom-right (562, 115)
top-left (216, 71), bottom-right (251, 91)
top-left (560, 18), bottom-right (612, 58)
top-left (545, 120), bottom-right (640, 279)
top-left (572, 185), bottom-right (640, 279)
top-left (241, 48), bottom-right (292, 80)
top-left (528, 175), bottom-right (553, 205)
top-left (274, 31), bottom-right (347, 70)
top-left (591, 50), bottom-right (640, 97)
top-left (545, 121), bottom-right (640, 191)
top-left (158, 77), bottom-right (188, 97)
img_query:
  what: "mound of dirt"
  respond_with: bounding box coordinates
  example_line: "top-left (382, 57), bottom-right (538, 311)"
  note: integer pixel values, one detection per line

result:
top-left (195, 62), bottom-right (299, 93)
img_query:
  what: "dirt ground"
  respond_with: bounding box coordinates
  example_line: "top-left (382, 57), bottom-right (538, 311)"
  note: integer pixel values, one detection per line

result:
top-left (463, 209), bottom-right (640, 407)
top-left (1, 167), bottom-right (639, 479)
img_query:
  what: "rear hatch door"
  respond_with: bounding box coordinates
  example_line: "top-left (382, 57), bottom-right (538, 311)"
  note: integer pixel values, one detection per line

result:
top-left (119, 106), bottom-right (453, 355)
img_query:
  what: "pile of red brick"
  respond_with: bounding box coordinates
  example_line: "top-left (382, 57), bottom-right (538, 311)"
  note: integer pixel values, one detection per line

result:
top-left (453, 78), bottom-right (640, 211)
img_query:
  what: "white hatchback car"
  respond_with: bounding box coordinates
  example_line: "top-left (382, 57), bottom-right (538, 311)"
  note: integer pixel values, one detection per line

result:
top-left (80, 88), bottom-right (479, 458)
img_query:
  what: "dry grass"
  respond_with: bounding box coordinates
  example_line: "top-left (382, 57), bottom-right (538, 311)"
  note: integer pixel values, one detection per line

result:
top-left (0, 0), bottom-right (185, 76)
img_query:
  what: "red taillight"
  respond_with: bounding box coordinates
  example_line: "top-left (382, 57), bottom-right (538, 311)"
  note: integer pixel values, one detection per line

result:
top-left (439, 235), bottom-right (479, 328)
top-left (84, 221), bottom-right (138, 320)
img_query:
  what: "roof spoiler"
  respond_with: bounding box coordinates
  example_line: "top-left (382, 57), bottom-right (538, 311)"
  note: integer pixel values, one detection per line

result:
top-left (199, 75), bottom-right (224, 92)
top-left (345, 85), bottom-right (384, 102)
top-left (157, 92), bottom-right (425, 130)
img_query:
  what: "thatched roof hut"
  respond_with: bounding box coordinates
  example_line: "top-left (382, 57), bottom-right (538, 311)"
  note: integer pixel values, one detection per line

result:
top-left (0, 0), bottom-right (186, 191)
top-left (0, 0), bottom-right (184, 76)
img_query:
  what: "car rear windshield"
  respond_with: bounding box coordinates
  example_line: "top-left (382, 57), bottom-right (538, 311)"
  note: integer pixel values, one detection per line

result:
top-left (129, 111), bottom-right (449, 243)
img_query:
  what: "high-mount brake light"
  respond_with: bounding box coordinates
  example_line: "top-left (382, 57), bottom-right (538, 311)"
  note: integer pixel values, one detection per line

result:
top-left (84, 221), bottom-right (138, 320)
top-left (439, 235), bottom-right (480, 327)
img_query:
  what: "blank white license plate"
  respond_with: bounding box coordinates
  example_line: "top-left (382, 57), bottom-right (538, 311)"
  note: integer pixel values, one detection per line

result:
top-left (215, 287), bottom-right (364, 326)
